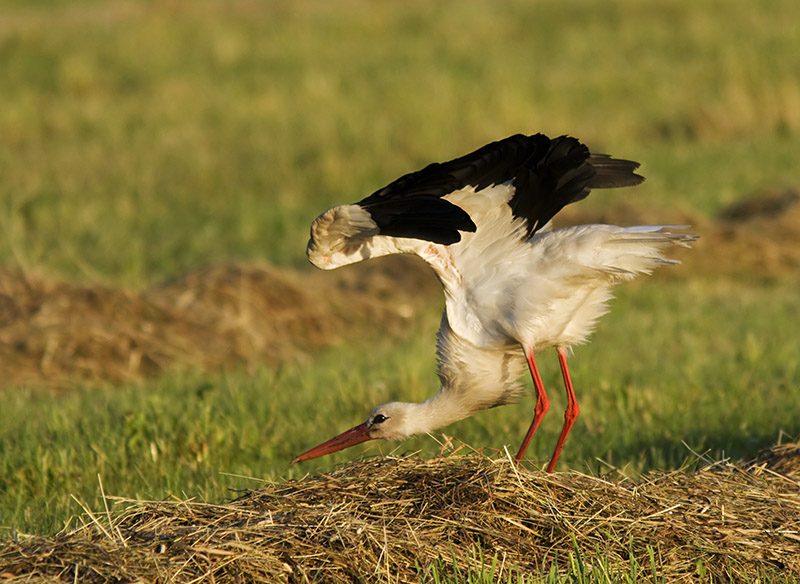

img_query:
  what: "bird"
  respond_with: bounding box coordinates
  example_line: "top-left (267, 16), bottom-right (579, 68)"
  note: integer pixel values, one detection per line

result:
top-left (291, 133), bottom-right (696, 472)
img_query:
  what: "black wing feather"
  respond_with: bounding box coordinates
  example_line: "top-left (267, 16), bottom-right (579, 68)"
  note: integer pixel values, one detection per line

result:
top-left (587, 154), bottom-right (645, 189)
top-left (356, 133), bottom-right (644, 243)
top-left (363, 196), bottom-right (473, 245)
top-left (508, 136), bottom-right (644, 238)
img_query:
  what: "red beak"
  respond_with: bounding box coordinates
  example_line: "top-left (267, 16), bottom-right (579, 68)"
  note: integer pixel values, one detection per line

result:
top-left (291, 422), bottom-right (373, 463)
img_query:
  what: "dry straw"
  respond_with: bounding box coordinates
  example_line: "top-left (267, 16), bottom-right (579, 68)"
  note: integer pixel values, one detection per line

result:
top-left (2, 443), bottom-right (799, 583)
top-left (0, 257), bottom-right (436, 388)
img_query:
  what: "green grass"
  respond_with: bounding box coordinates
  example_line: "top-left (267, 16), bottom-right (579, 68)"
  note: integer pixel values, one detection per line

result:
top-left (2, 0), bottom-right (800, 580)
top-left (2, 0), bottom-right (800, 284)
top-left (418, 543), bottom-right (800, 583)
top-left (2, 279), bottom-right (798, 537)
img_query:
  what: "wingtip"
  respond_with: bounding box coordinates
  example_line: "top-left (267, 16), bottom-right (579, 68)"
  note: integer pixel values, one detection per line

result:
top-left (588, 155), bottom-right (646, 189)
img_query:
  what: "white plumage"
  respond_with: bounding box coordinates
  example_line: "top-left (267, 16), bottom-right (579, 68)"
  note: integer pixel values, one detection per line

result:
top-left (294, 133), bottom-right (696, 471)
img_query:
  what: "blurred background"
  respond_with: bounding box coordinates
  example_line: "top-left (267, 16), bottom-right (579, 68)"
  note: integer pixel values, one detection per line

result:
top-left (1, 0), bottom-right (799, 534)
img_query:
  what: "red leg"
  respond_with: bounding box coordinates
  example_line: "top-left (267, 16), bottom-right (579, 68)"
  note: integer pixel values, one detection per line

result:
top-left (545, 346), bottom-right (580, 473)
top-left (514, 347), bottom-right (550, 464)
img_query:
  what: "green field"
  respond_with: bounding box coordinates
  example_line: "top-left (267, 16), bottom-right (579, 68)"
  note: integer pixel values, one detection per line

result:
top-left (2, 0), bottom-right (800, 580)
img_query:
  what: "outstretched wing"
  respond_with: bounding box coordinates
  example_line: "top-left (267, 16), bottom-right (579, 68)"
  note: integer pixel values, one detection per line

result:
top-left (356, 134), bottom-right (547, 244)
top-left (307, 133), bottom-right (644, 269)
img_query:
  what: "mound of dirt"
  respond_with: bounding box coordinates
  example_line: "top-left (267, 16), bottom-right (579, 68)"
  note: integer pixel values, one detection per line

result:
top-left (2, 443), bottom-right (799, 583)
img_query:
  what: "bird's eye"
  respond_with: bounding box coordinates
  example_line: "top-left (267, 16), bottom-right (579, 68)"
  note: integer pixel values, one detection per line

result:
top-left (371, 414), bottom-right (388, 425)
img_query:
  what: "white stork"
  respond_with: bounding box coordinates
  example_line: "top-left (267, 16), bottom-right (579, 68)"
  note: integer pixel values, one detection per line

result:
top-left (292, 133), bottom-right (696, 472)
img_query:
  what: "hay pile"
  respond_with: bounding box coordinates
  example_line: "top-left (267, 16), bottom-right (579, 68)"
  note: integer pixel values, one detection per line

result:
top-left (0, 257), bottom-right (437, 387)
top-left (2, 444), bottom-right (799, 583)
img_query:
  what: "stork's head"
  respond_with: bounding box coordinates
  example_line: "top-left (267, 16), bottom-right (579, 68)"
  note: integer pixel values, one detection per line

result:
top-left (291, 402), bottom-right (421, 463)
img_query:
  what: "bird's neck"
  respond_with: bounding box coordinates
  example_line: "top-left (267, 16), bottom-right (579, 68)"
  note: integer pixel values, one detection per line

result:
top-left (400, 316), bottom-right (526, 439)
top-left (398, 392), bottom-right (477, 437)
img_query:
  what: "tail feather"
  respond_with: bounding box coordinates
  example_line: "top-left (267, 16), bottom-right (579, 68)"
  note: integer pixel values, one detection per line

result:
top-left (613, 225), bottom-right (698, 247)
top-left (603, 225), bottom-right (698, 275)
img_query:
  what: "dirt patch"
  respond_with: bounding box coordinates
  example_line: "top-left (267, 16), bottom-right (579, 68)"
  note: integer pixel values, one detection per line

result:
top-left (2, 443), bottom-right (799, 582)
top-left (1, 188), bottom-right (799, 388)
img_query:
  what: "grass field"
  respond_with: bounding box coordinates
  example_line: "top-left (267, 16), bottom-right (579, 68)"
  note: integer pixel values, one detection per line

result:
top-left (2, 0), bottom-right (800, 580)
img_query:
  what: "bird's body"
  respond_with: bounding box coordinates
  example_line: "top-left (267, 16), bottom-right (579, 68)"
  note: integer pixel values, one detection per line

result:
top-left (294, 133), bottom-right (696, 471)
